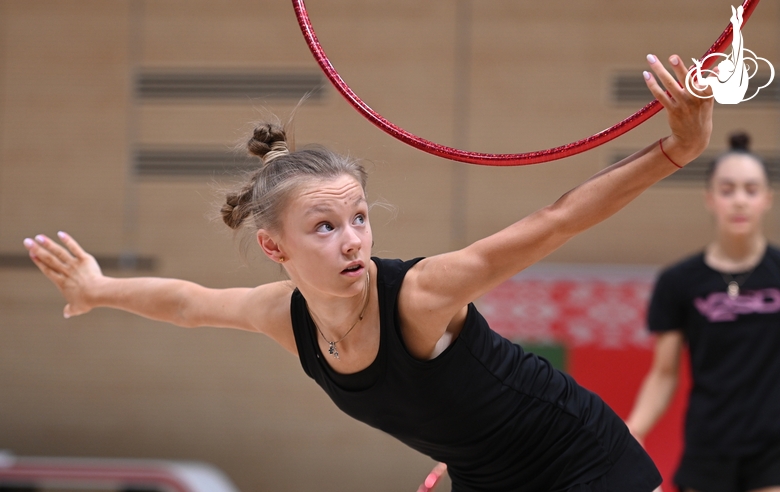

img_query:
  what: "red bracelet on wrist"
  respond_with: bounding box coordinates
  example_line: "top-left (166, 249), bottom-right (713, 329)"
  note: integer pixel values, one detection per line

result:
top-left (659, 138), bottom-right (683, 169)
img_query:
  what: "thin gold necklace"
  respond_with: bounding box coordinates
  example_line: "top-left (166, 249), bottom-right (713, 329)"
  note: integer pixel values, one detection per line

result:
top-left (310, 270), bottom-right (370, 360)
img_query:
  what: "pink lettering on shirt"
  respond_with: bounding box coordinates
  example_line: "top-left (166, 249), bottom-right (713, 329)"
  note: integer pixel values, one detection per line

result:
top-left (694, 288), bottom-right (780, 322)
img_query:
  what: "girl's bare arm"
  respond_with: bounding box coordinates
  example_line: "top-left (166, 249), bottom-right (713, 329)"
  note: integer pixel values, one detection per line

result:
top-left (400, 55), bottom-right (713, 353)
top-left (24, 232), bottom-right (297, 353)
top-left (625, 331), bottom-right (685, 442)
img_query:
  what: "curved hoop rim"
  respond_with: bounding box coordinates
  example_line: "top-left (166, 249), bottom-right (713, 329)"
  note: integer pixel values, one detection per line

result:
top-left (293, 0), bottom-right (760, 166)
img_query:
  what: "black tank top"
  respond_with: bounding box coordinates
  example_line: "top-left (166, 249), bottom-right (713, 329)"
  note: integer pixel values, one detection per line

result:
top-left (290, 257), bottom-right (631, 492)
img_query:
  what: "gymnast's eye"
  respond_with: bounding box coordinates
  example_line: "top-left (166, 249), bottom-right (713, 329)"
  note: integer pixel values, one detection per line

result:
top-left (717, 183), bottom-right (735, 197)
top-left (353, 214), bottom-right (366, 225)
top-left (745, 184), bottom-right (759, 196)
top-left (316, 222), bottom-right (334, 233)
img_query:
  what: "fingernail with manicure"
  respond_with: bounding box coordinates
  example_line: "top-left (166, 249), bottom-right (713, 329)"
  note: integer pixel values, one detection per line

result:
top-left (647, 54), bottom-right (657, 63)
top-left (35, 235), bottom-right (45, 243)
top-left (670, 56), bottom-right (679, 66)
top-left (57, 231), bottom-right (66, 239)
top-left (643, 71), bottom-right (651, 81)
top-left (24, 238), bottom-right (34, 248)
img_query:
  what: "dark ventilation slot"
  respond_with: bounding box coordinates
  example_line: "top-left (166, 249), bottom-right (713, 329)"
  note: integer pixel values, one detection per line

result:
top-left (610, 151), bottom-right (780, 184)
top-left (135, 148), bottom-right (257, 177)
top-left (612, 73), bottom-right (656, 104)
top-left (137, 71), bottom-right (326, 100)
top-left (0, 253), bottom-right (156, 271)
top-left (611, 72), bottom-right (778, 105)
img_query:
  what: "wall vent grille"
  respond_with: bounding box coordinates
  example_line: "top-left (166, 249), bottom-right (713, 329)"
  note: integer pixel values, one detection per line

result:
top-left (137, 71), bottom-right (325, 100)
top-left (135, 148), bottom-right (257, 177)
top-left (0, 253), bottom-right (156, 271)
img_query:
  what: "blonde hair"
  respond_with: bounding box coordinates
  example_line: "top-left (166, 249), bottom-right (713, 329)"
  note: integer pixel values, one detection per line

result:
top-left (221, 122), bottom-right (368, 234)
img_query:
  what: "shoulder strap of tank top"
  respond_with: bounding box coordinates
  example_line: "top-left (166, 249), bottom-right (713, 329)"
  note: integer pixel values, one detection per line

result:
top-left (373, 256), bottom-right (425, 303)
top-left (373, 257), bottom-right (425, 357)
top-left (290, 288), bottom-right (318, 380)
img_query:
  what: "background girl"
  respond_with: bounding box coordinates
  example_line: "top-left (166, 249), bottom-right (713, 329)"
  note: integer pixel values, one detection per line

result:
top-left (627, 132), bottom-right (780, 492)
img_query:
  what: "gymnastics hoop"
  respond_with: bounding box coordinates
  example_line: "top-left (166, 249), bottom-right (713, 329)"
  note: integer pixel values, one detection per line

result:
top-left (293, 0), bottom-right (760, 166)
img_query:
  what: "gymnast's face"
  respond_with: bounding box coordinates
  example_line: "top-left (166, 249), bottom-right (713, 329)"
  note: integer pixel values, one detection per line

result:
top-left (270, 174), bottom-right (372, 298)
top-left (706, 154), bottom-right (772, 238)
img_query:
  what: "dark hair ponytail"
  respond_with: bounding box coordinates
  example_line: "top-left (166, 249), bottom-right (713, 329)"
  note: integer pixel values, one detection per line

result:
top-left (728, 132), bottom-right (750, 152)
top-left (706, 131), bottom-right (769, 184)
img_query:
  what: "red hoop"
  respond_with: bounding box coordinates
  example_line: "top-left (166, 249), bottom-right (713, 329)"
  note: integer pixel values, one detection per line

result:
top-left (293, 0), bottom-right (760, 165)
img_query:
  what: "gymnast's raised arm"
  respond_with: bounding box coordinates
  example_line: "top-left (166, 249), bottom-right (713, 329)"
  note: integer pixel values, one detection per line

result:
top-left (398, 54), bottom-right (713, 357)
top-left (23, 231), bottom-right (298, 354)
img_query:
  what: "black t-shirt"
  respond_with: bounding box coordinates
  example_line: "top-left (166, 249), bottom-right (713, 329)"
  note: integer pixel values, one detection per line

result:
top-left (291, 257), bottom-right (661, 492)
top-left (648, 246), bottom-right (780, 456)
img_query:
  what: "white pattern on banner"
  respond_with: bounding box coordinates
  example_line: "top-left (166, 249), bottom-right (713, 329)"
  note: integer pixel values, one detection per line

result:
top-left (478, 264), bottom-right (656, 349)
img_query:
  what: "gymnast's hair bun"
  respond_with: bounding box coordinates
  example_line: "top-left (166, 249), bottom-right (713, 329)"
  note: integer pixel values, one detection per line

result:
top-left (729, 131), bottom-right (751, 152)
top-left (222, 185), bottom-right (251, 230)
top-left (248, 123), bottom-right (290, 164)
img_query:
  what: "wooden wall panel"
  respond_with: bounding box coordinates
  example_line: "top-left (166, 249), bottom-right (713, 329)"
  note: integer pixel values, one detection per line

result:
top-left (1, 1), bottom-right (779, 491)
top-left (0, 1), bottom-right (131, 252)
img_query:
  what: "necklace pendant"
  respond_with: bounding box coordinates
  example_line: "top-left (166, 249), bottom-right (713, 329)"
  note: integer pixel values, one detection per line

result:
top-left (728, 281), bottom-right (740, 299)
top-left (328, 342), bottom-right (339, 359)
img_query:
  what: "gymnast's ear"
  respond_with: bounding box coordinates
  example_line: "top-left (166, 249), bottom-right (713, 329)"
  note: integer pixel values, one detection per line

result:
top-left (257, 229), bottom-right (287, 263)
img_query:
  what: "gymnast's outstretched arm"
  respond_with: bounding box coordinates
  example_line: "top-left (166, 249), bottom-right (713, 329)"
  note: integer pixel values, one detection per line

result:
top-left (399, 54), bottom-right (713, 356)
top-left (22, 232), bottom-right (298, 353)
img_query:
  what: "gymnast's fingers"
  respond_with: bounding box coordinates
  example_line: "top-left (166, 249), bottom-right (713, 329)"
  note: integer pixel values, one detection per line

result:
top-left (645, 54), bottom-right (679, 105)
top-left (24, 235), bottom-right (100, 318)
top-left (666, 55), bottom-right (690, 92)
top-left (35, 234), bottom-right (77, 267)
top-left (24, 236), bottom-right (69, 274)
top-left (27, 246), bottom-right (66, 283)
top-left (642, 73), bottom-right (672, 109)
top-left (57, 231), bottom-right (90, 261)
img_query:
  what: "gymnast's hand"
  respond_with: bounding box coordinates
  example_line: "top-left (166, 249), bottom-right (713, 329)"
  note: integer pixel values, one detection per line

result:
top-left (644, 53), bottom-right (714, 164)
top-left (23, 232), bottom-right (102, 318)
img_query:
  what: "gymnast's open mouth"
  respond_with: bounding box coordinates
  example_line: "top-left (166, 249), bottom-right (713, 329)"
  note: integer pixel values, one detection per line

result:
top-left (341, 262), bottom-right (364, 275)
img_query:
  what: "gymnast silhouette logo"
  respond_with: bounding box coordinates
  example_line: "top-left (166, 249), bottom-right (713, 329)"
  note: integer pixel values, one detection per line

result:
top-left (685, 5), bottom-right (774, 104)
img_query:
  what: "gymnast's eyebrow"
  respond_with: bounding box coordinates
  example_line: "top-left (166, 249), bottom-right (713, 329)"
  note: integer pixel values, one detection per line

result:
top-left (715, 177), bottom-right (763, 185)
top-left (305, 204), bottom-right (334, 216)
top-left (304, 197), bottom-right (366, 216)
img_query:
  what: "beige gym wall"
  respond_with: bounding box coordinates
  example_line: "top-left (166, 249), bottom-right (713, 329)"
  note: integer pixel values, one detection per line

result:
top-left (1, 1), bottom-right (778, 491)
